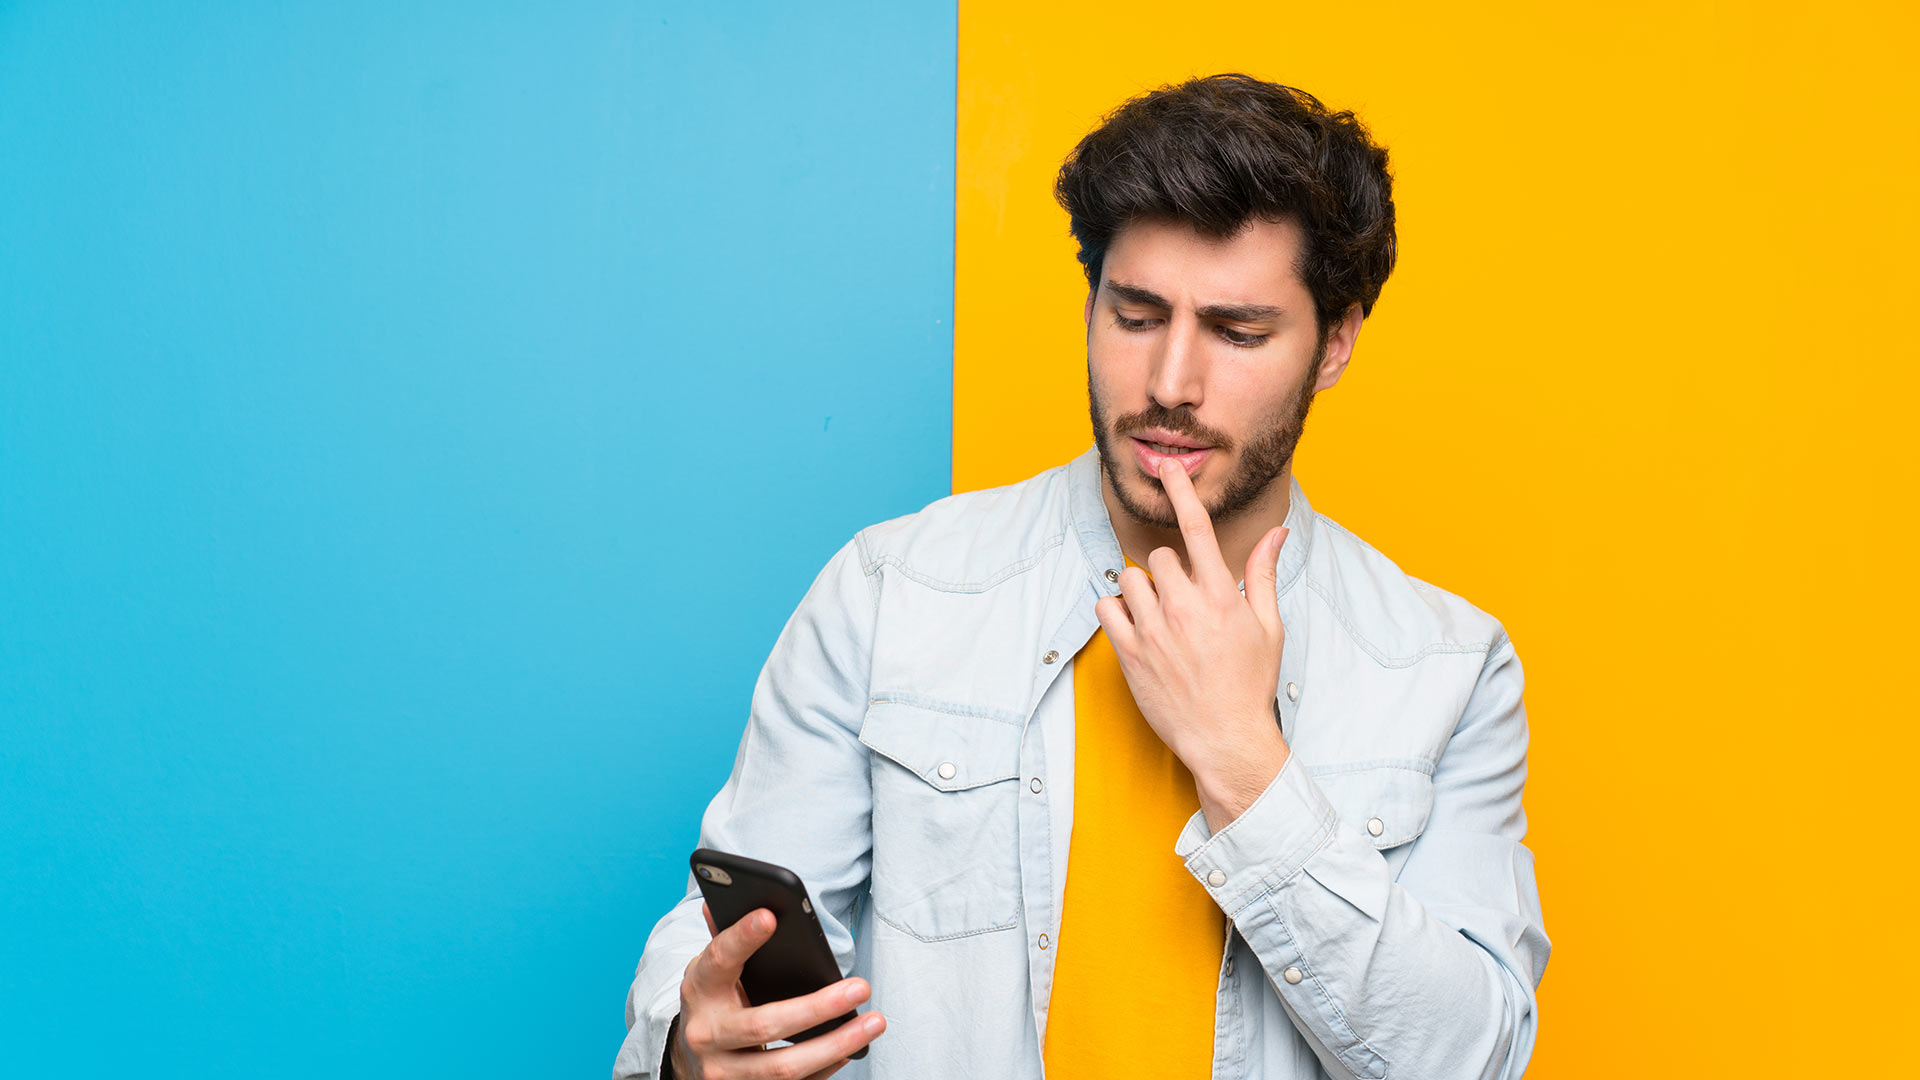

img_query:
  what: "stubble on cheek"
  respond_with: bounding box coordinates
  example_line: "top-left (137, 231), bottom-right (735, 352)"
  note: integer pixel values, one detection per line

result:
top-left (1087, 361), bottom-right (1321, 530)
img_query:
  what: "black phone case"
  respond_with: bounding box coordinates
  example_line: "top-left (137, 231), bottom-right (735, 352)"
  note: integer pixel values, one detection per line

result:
top-left (689, 848), bottom-right (864, 1056)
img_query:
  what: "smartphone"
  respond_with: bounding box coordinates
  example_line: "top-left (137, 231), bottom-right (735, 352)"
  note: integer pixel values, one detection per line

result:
top-left (689, 848), bottom-right (866, 1057)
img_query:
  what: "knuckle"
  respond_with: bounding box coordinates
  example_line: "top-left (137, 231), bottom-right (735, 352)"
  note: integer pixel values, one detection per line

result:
top-left (814, 990), bottom-right (845, 1018)
top-left (745, 1011), bottom-right (779, 1045)
top-left (682, 1017), bottom-right (717, 1054)
top-left (765, 1059), bottom-right (803, 1080)
top-left (698, 1063), bottom-right (728, 1080)
top-left (840, 1017), bottom-right (874, 1047)
top-left (838, 1016), bottom-right (880, 1056)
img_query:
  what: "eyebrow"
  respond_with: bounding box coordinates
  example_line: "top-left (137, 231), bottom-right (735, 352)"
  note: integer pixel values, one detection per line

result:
top-left (1105, 279), bottom-right (1286, 323)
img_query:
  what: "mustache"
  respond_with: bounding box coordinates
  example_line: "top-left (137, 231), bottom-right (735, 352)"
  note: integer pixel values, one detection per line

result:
top-left (1111, 404), bottom-right (1234, 452)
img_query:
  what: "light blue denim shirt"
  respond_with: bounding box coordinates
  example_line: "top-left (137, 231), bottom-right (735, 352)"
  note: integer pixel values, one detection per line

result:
top-left (615, 448), bottom-right (1549, 1080)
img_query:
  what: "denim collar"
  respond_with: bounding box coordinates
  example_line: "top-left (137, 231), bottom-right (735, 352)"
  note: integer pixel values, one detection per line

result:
top-left (1066, 445), bottom-right (1315, 601)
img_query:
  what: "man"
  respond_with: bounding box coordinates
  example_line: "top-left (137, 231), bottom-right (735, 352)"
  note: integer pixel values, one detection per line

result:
top-left (615, 73), bottom-right (1548, 1080)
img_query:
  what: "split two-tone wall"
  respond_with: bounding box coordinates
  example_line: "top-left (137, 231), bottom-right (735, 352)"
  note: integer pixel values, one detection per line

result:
top-left (3, 2), bottom-right (1913, 1075)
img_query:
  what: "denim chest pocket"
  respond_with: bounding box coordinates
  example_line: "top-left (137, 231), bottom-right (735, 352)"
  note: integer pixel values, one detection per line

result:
top-left (1308, 764), bottom-right (1436, 877)
top-left (859, 701), bottom-right (1024, 941)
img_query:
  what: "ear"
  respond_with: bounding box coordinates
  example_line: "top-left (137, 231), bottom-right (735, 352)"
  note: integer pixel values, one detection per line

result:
top-left (1083, 288), bottom-right (1097, 326)
top-left (1312, 303), bottom-right (1365, 392)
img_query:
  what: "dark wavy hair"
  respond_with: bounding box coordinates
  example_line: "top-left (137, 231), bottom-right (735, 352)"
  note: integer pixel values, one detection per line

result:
top-left (1055, 73), bottom-right (1397, 339)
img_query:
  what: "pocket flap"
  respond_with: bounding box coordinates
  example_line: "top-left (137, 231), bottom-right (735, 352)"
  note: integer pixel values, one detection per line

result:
top-left (858, 701), bottom-right (1023, 792)
top-left (1309, 764), bottom-right (1435, 849)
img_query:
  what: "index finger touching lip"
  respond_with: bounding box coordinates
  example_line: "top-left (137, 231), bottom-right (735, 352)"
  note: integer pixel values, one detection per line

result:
top-left (1157, 460), bottom-right (1228, 578)
top-left (1158, 456), bottom-right (1200, 513)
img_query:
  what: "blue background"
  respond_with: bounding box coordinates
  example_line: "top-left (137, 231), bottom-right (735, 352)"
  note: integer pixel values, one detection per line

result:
top-left (0, 3), bottom-right (953, 1074)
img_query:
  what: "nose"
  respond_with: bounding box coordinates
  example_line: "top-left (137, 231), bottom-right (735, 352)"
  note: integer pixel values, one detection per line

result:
top-left (1148, 315), bottom-right (1205, 412)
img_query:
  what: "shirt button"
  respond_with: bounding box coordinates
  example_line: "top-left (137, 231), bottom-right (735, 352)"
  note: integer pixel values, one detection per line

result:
top-left (1206, 869), bottom-right (1227, 888)
top-left (1285, 681), bottom-right (1299, 701)
top-left (1030, 777), bottom-right (1043, 793)
top-left (1366, 817), bottom-right (1384, 837)
top-left (1105, 568), bottom-right (1120, 583)
top-left (937, 762), bottom-right (957, 780)
top-left (1223, 957), bottom-right (1234, 976)
top-left (1042, 650), bottom-right (1059, 664)
top-left (1038, 933), bottom-right (1050, 950)
top-left (1283, 966), bottom-right (1304, 985)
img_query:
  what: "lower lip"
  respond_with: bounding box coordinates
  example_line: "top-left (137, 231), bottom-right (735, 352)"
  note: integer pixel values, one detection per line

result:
top-left (1130, 437), bottom-right (1214, 477)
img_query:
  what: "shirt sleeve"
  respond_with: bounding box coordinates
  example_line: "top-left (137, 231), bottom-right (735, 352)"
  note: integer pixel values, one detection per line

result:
top-left (1174, 636), bottom-right (1550, 1080)
top-left (612, 535), bottom-right (879, 1080)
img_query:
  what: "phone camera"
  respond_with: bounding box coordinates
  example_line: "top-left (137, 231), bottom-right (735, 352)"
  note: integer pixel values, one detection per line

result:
top-left (697, 866), bottom-right (712, 879)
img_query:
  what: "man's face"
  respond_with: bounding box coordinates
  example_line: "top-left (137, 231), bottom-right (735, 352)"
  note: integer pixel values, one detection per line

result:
top-left (1088, 216), bottom-right (1349, 530)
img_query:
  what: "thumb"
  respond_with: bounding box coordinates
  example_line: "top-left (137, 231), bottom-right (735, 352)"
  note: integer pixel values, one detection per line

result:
top-left (1244, 526), bottom-right (1289, 631)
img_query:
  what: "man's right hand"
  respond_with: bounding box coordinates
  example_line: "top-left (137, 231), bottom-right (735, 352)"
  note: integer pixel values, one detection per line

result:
top-left (670, 903), bottom-right (885, 1080)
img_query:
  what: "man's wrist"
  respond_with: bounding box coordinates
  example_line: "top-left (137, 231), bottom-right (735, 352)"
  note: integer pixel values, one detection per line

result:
top-left (1193, 726), bottom-right (1290, 831)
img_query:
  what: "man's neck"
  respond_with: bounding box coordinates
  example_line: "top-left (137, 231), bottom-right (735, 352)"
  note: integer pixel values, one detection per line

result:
top-left (1099, 463), bottom-right (1294, 584)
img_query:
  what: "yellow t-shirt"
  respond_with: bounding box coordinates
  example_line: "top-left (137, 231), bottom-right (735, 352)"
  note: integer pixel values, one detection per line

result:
top-left (1042, 615), bottom-right (1225, 1074)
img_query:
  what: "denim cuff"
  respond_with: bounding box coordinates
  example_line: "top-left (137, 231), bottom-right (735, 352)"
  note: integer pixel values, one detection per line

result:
top-left (1175, 753), bottom-right (1338, 916)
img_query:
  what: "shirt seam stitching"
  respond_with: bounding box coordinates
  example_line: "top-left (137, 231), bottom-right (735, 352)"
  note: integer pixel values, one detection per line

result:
top-left (862, 531), bottom-right (1067, 593)
top-left (1268, 888), bottom-right (1389, 1078)
top-left (872, 907), bottom-right (1019, 943)
top-left (1304, 575), bottom-right (1494, 668)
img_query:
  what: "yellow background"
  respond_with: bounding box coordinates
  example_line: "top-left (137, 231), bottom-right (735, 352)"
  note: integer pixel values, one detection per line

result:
top-left (954, 1), bottom-right (1918, 1073)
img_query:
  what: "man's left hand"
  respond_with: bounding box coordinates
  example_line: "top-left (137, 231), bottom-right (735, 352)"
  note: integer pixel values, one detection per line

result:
top-left (1094, 459), bottom-right (1291, 831)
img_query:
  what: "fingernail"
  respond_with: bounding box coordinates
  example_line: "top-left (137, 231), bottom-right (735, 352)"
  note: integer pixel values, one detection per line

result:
top-left (864, 1014), bottom-right (884, 1033)
top-left (843, 980), bottom-right (866, 1005)
top-left (757, 911), bottom-right (774, 932)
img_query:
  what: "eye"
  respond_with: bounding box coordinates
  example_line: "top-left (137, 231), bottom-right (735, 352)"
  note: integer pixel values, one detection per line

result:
top-left (1113, 313), bottom-right (1160, 332)
top-left (1216, 325), bottom-right (1269, 348)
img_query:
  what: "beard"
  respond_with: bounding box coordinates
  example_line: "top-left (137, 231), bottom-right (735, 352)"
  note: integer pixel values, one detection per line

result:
top-left (1090, 350), bottom-right (1323, 530)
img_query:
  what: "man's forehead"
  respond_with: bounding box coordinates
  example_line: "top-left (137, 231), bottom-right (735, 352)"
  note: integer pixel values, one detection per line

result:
top-left (1102, 217), bottom-right (1309, 309)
